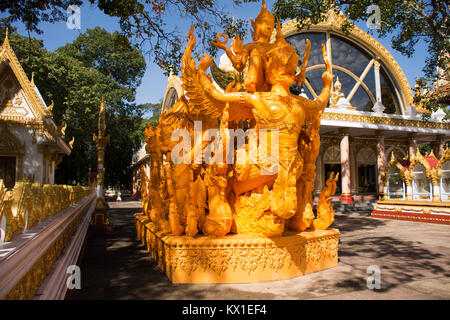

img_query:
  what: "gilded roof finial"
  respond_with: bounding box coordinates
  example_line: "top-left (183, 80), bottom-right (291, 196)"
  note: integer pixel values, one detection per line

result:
top-left (30, 72), bottom-right (35, 86)
top-left (48, 100), bottom-right (54, 112)
top-left (2, 27), bottom-right (9, 48)
top-left (69, 137), bottom-right (75, 148)
top-left (390, 151), bottom-right (396, 161)
top-left (98, 96), bottom-right (106, 138)
top-left (429, 149), bottom-right (436, 158)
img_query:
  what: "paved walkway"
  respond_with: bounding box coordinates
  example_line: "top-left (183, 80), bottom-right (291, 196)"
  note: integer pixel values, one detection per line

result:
top-left (72, 200), bottom-right (450, 300)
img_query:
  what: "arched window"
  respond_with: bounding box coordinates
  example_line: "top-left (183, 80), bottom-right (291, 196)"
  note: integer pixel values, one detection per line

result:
top-left (387, 166), bottom-right (405, 200)
top-left (323, 145), bottom-right (340, 163)
top-left (440, 161), bottom-right (450, 201)
top-left (286, 32), bottom-right (402, 114)
top-left (412, 163), bottom-right (431, 201)
top-left (164, 87), bottom-right (178, 111)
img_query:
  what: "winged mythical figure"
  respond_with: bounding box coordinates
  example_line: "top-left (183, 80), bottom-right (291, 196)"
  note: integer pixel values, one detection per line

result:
top-left (144, 17), bottom-right (337, 237)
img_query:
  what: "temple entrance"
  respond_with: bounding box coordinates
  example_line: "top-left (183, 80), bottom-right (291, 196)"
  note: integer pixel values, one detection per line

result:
top-left (356, 147), bottom-right (377, 194)
top-left (0, 156), bottom-right (16, 188)
top-left (324, 163), bottom-right (342, 194)
top-left (357, 165), bottom-right (376, 193)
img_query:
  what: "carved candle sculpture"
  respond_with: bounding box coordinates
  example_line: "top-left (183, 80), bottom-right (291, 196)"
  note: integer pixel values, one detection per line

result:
top-left (136, 1), bottom-right (340, 283)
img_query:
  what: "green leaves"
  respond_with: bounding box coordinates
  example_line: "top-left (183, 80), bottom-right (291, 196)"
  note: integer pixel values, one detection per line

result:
top-left (0, 25), bottom-right (147, 188)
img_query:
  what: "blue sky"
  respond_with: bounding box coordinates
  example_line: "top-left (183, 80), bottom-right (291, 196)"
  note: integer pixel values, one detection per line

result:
top-left (2, 0), bottom-right (428, 106)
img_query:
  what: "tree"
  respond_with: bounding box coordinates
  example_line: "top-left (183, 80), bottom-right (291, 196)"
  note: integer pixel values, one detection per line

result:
top-left (0, 0), bottom-right (259, 75)
top-left (272, 0), bottom-right (449, 113)
top-left (139, 101), bottom-right (162, 127)
top-left (0, 24), bottom-right (147, 188)
top-left (0, 0), bottom-right (82, 34)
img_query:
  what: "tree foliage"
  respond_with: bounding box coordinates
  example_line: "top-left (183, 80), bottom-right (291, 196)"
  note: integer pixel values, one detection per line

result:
top-left (1, 0), bottom-right (447, 113)
top-left (0, 21), bottom-right (147, 188)
top-left (0, 0), bottom-right (259, 75)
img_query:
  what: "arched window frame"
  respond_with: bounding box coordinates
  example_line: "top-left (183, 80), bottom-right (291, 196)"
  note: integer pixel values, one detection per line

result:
top-left (439, 161), bottom-right (450, 202)
top-left (281, 12), bottom-right (413, 115)
top-left (383, 153), bottom-right (406, 200)
top-left (409, 152), bottom-right (433, 201)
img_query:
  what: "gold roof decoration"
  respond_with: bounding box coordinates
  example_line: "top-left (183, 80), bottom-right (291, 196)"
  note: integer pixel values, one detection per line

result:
top-left (382, 151), bottom-right (407, 184)
top-left (408, 147), bottom-right (433, 179)
top-left (69, 136), bottom-right (75, 149)
top-left (2, 27), bottom-right (10, 50)
top-left (58, 120), bottom-right (67, 136)
top-left (436, 144), bottom-right (450, 172)
top-left (30, 72), bottom-right (35, 87)
top-left (47, 100), bottom-right (54, 113)
top-left (280, 9), bottom-right (414, 113)
top-left (1, 30), bottom-right (50, 120)
top-left (0, 30), bottom-right (71, 153)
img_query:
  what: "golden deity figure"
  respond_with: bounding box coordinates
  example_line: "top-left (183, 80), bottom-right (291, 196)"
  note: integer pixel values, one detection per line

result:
top-left (197, 23), bottom-right (334, 236)
top-left (140, 2), bottom-right (338, 239)
top-left (136, 1), bottom-right (341, 284)
top-left (211, 0), bottom-right (275, 92)
top-left (211, 0), bottom-right (310, 93)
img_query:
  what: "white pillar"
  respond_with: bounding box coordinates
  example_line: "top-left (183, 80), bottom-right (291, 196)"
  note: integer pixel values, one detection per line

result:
top-left (408, 133), bottom-right (418, 158)
top-left (372, 60), bottom-right (385, 113)
top-left (339, 128), bottom-right (353, 204)
top-left (376, 130), bottom-right (386, 199)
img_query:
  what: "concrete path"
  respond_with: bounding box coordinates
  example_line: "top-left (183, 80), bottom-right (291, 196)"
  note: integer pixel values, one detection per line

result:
top-left (72, 200), bottom-right (450, 300)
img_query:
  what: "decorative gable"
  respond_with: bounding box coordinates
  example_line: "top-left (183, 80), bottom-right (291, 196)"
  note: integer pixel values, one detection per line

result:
top-left (0, 70), bottom-right (38, 121)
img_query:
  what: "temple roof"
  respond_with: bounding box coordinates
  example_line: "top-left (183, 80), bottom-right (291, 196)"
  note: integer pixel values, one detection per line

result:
top-left (0, 30), bottom-right (71, 155)
top-left (423, 152), bottom-right (439, 169)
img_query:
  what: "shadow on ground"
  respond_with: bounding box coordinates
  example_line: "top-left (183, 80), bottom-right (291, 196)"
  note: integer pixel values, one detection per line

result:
top-left (72, 202), bottom-right (450, 299)
top-left (72, 203), bottom-right (277, 300)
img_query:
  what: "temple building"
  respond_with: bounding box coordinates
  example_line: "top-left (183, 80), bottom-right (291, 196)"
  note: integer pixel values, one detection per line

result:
top-left (131, 143), bottom-right (150, 196)
top-left (148, 11), bottom-right (449, 205)
top-left (0, 31), bottom-right (72, 188)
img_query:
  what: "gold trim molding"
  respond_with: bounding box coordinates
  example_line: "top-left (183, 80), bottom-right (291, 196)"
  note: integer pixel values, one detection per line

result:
top-left (321, 111), bottom-right (450, 130)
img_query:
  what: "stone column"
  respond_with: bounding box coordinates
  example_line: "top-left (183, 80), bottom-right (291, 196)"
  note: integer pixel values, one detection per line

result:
top-left (93, 98), bottom-right (110, 205)
top-left (339, 128), bottom-right (353, 204)
top-left (405, 179), bottom-right (413, 200)
top-left (432, 177), bottom-right (441, 202)
top-left (350, 138), bottom-right (357, 196)
top-left (432, 134), bottom-right (446, 159)
top-left (376, 130), bottom-right (386, 199)
top-left (408, 132), bottom-right (418, 158)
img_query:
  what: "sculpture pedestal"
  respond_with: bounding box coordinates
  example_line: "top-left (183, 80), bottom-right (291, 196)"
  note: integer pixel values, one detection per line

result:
top-left (90, 199), bottom-right (113, 232)
top-left (135, 213), bottom-right (339, 284)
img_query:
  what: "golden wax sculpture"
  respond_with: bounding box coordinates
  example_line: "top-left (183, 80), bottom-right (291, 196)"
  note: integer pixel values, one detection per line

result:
top-left (136, 1), bottom-right (339, 283)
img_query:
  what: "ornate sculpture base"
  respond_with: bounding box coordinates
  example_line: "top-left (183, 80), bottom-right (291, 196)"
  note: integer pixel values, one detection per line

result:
top-left (135, 213), bottom-right (339, 284)
top-left (90, 198), bottom-right (113, 231)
